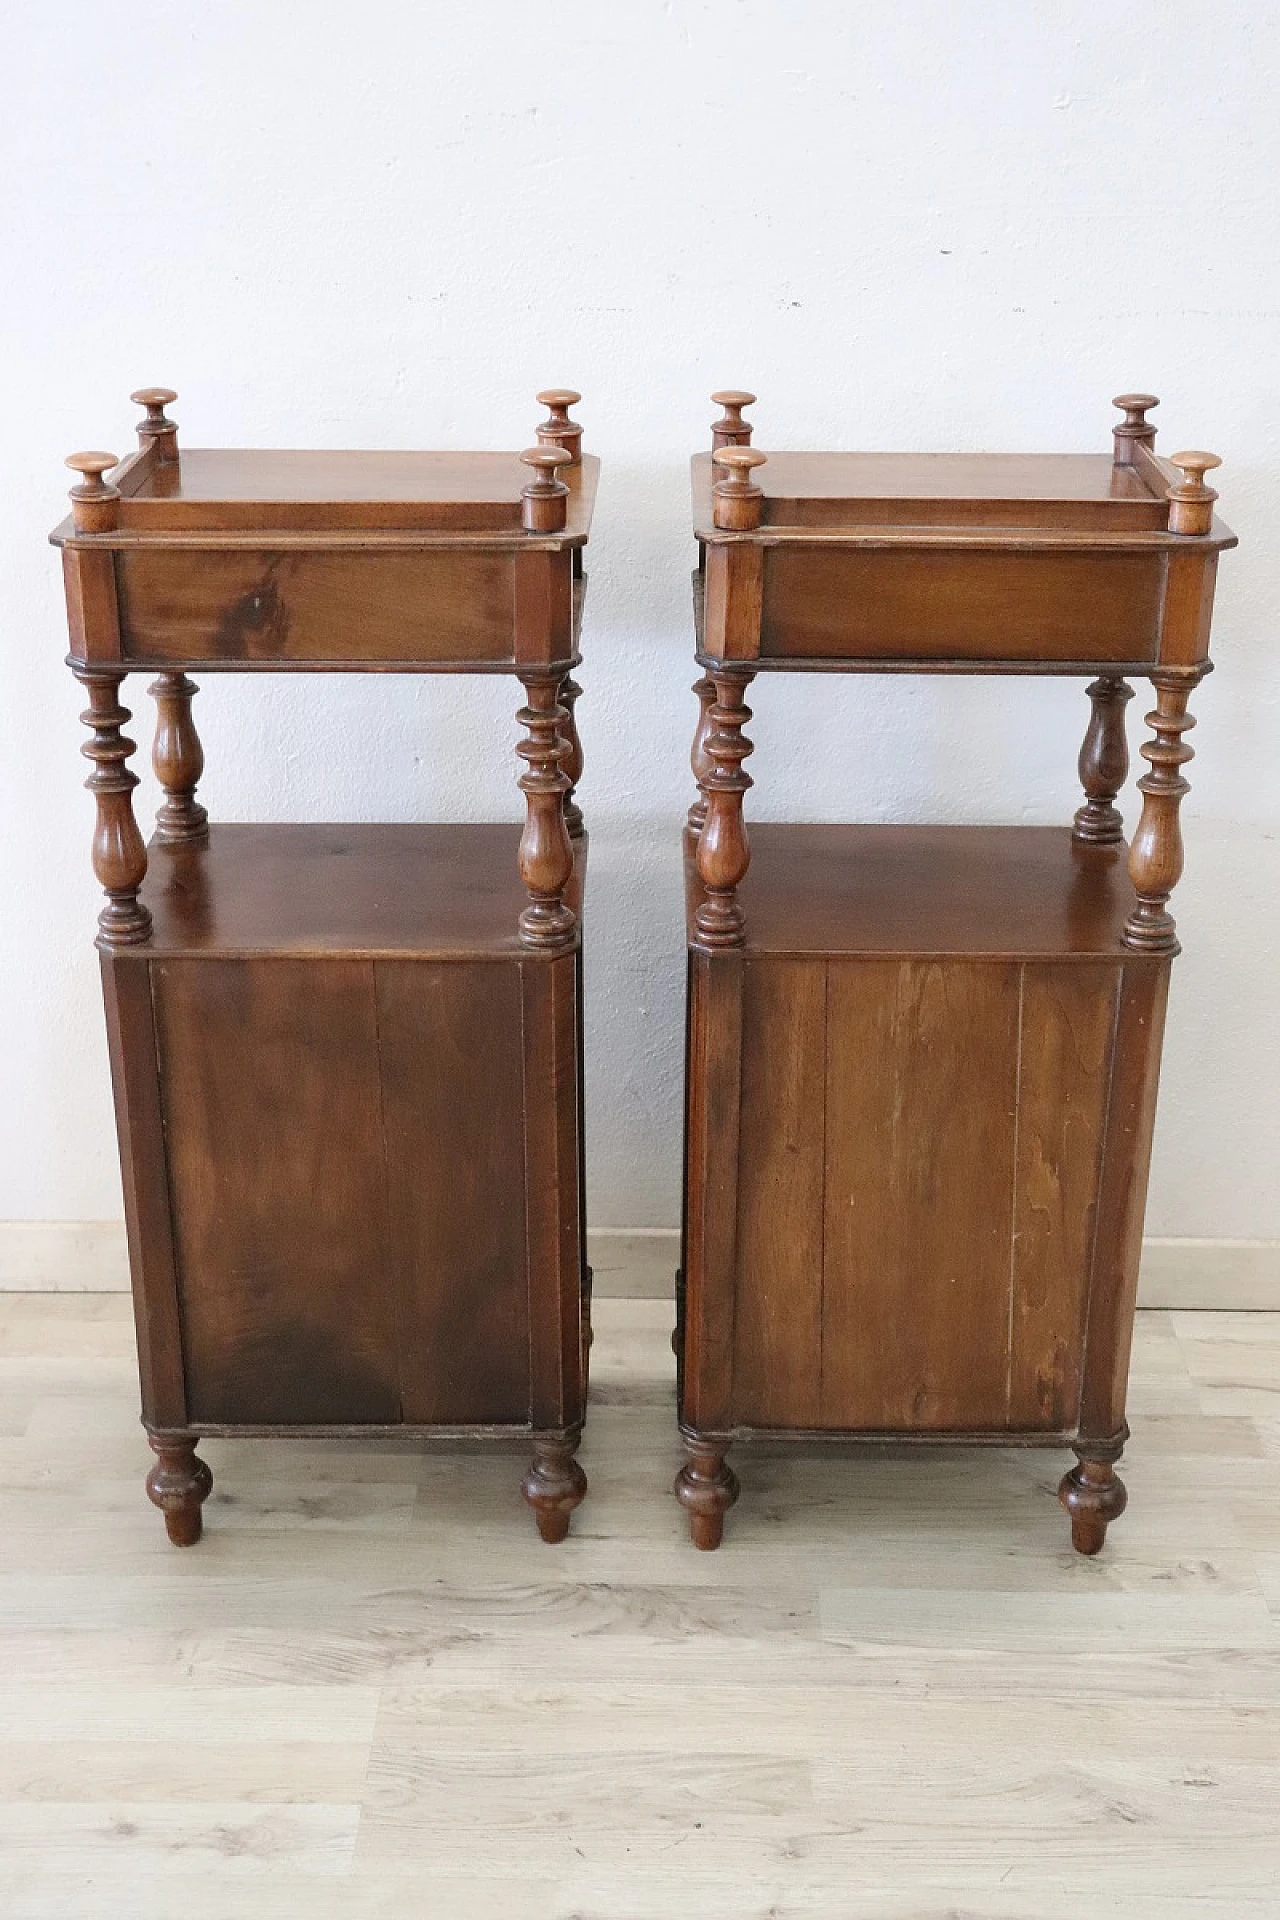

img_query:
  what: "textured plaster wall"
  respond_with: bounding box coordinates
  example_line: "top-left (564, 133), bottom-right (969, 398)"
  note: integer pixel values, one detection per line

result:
top-left (2, 1), bottom-right (1277, 1233)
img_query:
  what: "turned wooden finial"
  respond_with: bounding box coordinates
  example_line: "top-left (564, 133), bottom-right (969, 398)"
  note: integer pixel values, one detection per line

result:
top-left (712, 447), bottom-right (767, 531)
top-left (1111, 392), bottom-right (1159, 466)
top-left (65, 452), bottom-right (120, 533)
top-left (520, 445), bottom-right (573, 532)
top-left (535, 389), bottom-right (583, 466)
top-left (1167, 451), bottom-right (1222, 536)
top-left (131, 387), bottom-right (179, 463)
top-left (711, 390), bottom-right (756, 450)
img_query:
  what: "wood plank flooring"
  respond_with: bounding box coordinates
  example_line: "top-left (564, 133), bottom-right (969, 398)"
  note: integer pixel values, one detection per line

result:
top-left (0, 1291), bottom-right (1278, 1916)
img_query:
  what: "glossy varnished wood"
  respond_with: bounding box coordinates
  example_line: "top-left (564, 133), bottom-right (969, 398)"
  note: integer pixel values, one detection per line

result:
top-left (679, 392), bottom-right (1235, 1553)
top-left (141, 823), bottom-right (586, 957)
top-left (56, 391), bottom-right (595, 1541)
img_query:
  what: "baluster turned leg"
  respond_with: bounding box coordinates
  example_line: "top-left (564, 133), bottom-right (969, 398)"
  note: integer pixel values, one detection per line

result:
top-left (521, 1433), bottom-right (588, 1543)
top-left (73, 668), bottom-right (152, 949)
top-left (687, 674), bottom-right (717, 833)
top-left (1073, 677), bottom-right (1132, 845)
top-left (1059, 1436), bottom-right (1128, 1556)
top-left (1123, 672), bottom-right (1200, 953)
top-left (675, 1437), bottom-right (740, 1550)
top-left (693, 671), bottom-right (755, 948)
top-left (150, 673), bottom-right (209, 843)
top-left (145, 1435), bottom-right (213, 1546)
top-left (559, 672), bottom-right (585, 840)
top-left (516, 674), bottom-right (576, 950)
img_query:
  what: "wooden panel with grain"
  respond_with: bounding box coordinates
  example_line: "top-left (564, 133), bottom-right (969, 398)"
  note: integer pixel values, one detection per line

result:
top-left (376, 960), bottom-right (530, 1427)
top-left (732, 960), bottom-right (827, 1428)
top-left (151, 958), bottom-right (400, 1426)
top-left (115, 548), bottom-right (518, 667)
top-left (820, 960), bottom-right (1021, 1432)
top-left (760, 546), bottom-right (1163, 665)
top-left (1007, 964), bottom-right (1120, 1431)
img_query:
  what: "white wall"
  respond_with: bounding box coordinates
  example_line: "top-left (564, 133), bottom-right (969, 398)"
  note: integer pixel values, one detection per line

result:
top-left (2, 1), bottom-right (1277, 1235)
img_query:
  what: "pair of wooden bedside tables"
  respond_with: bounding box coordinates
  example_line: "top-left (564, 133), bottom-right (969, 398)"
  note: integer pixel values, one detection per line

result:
top-left (53, 387), bottom-right (1235, 1557)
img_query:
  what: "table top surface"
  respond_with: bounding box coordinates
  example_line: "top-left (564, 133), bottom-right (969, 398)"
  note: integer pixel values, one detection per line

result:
top-left (691, 449), bottom-right (1235, 546)
top-left (138, 822), bottom-right (587, 958)
top-left (685, 822), bottom-right (1140, 960)
top-left (53, 449), bottom-right (600, 546)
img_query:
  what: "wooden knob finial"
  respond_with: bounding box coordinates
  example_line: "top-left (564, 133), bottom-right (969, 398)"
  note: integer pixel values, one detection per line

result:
top-left (711, 389), bottom-right (756, 450)
top-left (1167, 450), bottom-right (1222, 535)
top-left (712, 446), bottom-right (767, 530)
top-left (535, 388), bottom-right (583, 466)
top-left (520, 444), bottom-right (573, 532)
top-left (65, 452), bottom-right (121, 531)
top-left (1111, 391), bottom-right (1159, 465)
top-left (131, 386), bottom-right (179, 461)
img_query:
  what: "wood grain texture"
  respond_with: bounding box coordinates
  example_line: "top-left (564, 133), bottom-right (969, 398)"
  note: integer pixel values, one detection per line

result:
top-left (685, 822), bottom-right (1136, 959)
top-left (759, 545), bottom-right (1163, 664)
top-left (151, 959), bottom-right (400, 1426)
top-left (116, 548), bottom-right (520, 667)
top-left (822, 961), bottom-right (1021, 1431)
top-left (142, 824), bottom-right (586, 959)
top-left (732, 961), bottom-right (826, 1428)
top-left (376, 961), bottom-right (530, 1425)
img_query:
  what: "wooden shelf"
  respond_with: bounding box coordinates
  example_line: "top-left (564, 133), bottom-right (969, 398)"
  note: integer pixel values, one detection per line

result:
top-left (141, 823), bottom-right (587, 960)
top-left (684, 822), bottom-right (1138, 960)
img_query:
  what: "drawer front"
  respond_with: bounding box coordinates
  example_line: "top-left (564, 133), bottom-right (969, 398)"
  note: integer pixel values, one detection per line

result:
top-left (760, 545), bottom-right (1163, 666)
top-left (116, 547), bottom-right (518, 668)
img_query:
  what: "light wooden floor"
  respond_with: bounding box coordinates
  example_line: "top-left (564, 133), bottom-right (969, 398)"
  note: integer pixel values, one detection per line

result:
top-left (0, 1293), bottom-right (1278, 1917)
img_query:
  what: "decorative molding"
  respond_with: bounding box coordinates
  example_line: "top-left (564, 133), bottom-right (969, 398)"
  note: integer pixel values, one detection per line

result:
top-left (2, 1222), bottom-right (1277, 1311)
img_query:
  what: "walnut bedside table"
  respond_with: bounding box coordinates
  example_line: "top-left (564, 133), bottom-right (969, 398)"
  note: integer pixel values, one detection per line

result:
top-left (675, 389), bottom-right (1235, 1553)
top-left (53, 387), bottom-right (597, 1545)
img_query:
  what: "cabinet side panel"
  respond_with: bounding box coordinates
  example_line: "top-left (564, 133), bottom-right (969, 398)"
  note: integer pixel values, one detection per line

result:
top-left (99, 955), bottom-right (186, 1428)
top-left (732, 959), bottom-right (826, 1428)
top-left (821, 960), bottom-right (1020, 1430)
top-left (152, 958), bottom-right (400, 1425)
top-left (1008, 964), bottom-right (1120, 1431)
top-left (520, 953), bottom-right (585, 1431)
top-left (376, 959), bottom-right (530, 1425)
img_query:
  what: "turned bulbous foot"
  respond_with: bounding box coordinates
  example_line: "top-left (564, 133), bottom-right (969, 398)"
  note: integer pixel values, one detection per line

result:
top-left (521, 1435), bottom-right (587, 1543)
top-left (1059, 1447), bottom-right (1127, 1556)
top-left (675, 1437), bottom-right (739, 1550)
top-left (145, 1436), bottom-right (213, 1546)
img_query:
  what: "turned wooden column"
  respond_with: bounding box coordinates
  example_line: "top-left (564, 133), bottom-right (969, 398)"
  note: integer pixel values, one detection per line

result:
top-left (1072, 677), bottom-right (1132, 845)
top-left (150, 674), bottom-right (209, 843)
top-left (1123, 671), bottom-right (1201, 954)
top-left (559, 673), bottom-right (585, 840)
top-left (688, 674), bottom-right (716, 833)
top-left (74, 667), bottom-right (152, 950)
top-left (693, 671), bottom-right (755, 948)
top-left (516, 672), bottom-right (576, 950)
